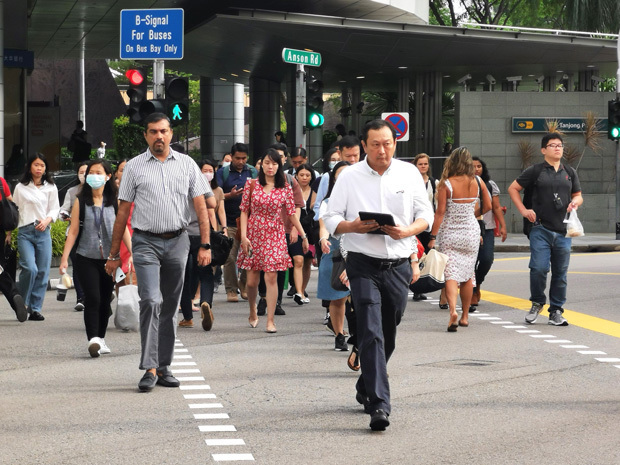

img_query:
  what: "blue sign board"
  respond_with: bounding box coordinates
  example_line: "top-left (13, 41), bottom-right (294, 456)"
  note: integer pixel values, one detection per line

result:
top-left (4, 49), bottom-right (34, 69)
top-left (120, 9), bottom-right (184, 60)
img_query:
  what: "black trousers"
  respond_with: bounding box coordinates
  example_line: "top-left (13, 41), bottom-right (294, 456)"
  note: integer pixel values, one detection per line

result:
top-left (0, 234), bottom-right (19, 311)
top-left (75, 254), bottom-right (114, 341)
top-left (346, 252), bottom-right (412, 415)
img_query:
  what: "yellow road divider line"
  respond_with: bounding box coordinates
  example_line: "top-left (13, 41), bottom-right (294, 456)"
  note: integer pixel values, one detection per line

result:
top-left (481, 290), bottom-right (620, 340)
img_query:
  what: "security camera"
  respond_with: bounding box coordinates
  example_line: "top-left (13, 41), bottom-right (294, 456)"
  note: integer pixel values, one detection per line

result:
top-left (457, 74), bottom-right (472, 84)
top-left (535, 75), bottom-right (545, 84)
top-left (506, 76), bottom-right (522, 82)
top-left (591, 75), bottom-right (605, 83)
top-left (486, 74), bottom-right (496, 85)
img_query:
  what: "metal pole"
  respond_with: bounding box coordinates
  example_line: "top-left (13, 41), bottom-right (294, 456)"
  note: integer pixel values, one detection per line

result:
top-left (153, 59), bottom-right (165, 99)
top-left (0, 0), bottom-right (4, 177)
top-left (78, 47), bottom-right (86, 126)
top-left (295, 64), bottom-right (306, 149)
top-left (615, 30), bottom-right (619, 240)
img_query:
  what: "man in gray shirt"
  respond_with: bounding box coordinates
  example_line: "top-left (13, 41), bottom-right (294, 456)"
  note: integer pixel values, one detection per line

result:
top-left (106, 113), bottom-right (211, 392)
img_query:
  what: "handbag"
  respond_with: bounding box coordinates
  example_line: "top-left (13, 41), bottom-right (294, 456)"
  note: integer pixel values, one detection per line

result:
top-left (114, 273), bottom-right (140, 332)
top-left (235, 180), bottom-right (256, 242)
top-left (300, 209), bottom-right (320, 244)
top-left (409, 248), bottom-right (449, 294)
top-left (0, 185), bottom-right (19, 231)
top-left (210, 230), bottom-right (233, 266)
top-left (330, 248), bottom-right (349, 292)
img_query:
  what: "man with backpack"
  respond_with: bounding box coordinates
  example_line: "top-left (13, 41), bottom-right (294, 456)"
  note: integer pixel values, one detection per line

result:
top-left (507, 132), bottom-right (583, 326)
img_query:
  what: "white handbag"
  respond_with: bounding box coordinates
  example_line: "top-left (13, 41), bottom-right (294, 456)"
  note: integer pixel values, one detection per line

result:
top-left (409, 248), bottom-right (449, 294)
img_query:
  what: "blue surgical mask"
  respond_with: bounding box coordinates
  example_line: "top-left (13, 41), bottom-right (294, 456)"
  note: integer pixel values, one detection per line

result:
top-left (86, 174), bottom-right (107, 189)
top-left (221, 161), bottom-right (231, 168)
top-left (328, 161), bottom-right (338, 170)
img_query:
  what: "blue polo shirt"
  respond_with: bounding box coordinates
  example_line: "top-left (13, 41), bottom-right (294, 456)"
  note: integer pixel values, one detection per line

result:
top-left (216, 164), bottom-right (257, 226)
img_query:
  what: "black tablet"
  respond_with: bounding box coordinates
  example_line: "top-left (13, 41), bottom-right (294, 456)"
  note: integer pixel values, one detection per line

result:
top-left (359, 211), bottom-right (396, 234)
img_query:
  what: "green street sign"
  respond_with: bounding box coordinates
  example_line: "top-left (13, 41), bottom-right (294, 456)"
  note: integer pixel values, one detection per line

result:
top-left (282, 48), bottom-right (322, 67)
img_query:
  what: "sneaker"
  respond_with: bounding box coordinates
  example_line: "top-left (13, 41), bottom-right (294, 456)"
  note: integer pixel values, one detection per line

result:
top-left (226, 291), bottom-right (239, 303)
top-left (335, 333), bottom-right (348, 351)
top-left (286, 287), bottom-right (296, 298)
top-left (74, 299), bottom-right (85, 312)
top-left (179, 319), bottom-right (194, 328)
top-left (201, 302), bottom-right (214, 331)
top-left (257, 298), bottom-right (267, 316)
top-left (325, 317), bottom-right (336, 336)
top-left (548, 310), bottom-right (568, 326)
top-left (302, 297), bottom-right (310, 304)
top-left (323, 310), bottom-right (330, 325)
top-left (99, 339), bottom-right (111, 354)
top-left (525, 302), bottom-right (543, 324)
top-left (213, 283), bottom-right (220, 294)
top-left (293, 293), bottom-right (304, 305)
top-left (275, 303), bottom-right (286, 315)
top-left (88, 338), bottom-right (101, 358)
top-left (29, 311), bottom-right (45, 321)
top-left (412, 293), bottom-right (427, 301)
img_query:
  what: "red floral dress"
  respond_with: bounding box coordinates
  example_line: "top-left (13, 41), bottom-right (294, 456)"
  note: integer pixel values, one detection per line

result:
top-left (236, 179), bottom-right (295, 272)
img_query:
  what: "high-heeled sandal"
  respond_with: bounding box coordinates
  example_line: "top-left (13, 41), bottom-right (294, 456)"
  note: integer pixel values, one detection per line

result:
top-left (439, 303), bottom-right (448, 310)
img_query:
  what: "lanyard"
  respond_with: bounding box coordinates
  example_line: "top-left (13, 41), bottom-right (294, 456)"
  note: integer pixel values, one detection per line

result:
top-left (92, 206), bottom-right (104, 259)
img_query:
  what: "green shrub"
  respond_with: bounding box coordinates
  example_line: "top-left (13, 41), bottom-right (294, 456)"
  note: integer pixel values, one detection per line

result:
top-left (113, 115), bottom-right (147, 159)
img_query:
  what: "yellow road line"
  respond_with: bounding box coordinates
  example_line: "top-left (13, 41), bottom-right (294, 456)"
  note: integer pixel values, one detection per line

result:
top-left (494, 251), bottom-right (620, 262)
top-left (481, 290), bottom-right (620, 339)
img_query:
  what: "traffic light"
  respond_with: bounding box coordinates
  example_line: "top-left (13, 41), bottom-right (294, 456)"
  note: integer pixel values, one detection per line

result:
top-left (165, 76), bottom-right (189, 126)
top-left (608, 98), bottom-right (620, 141)
top-left (125, 68), bottom-right (148, 124)
top-left (306, 72), bottom-right (324, 129)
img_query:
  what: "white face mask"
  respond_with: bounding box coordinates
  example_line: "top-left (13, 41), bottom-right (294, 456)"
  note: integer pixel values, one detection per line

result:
top-left (204, 172), bottom-right (214, 182)
top-left (221, 161), bottom-right (231, 168)
top-left (328, 161), bottom-right (338, 170)
top-left (78, 174), bottom-right (85, 184)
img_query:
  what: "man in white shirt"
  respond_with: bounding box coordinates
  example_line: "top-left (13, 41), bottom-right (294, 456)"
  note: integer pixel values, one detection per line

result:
top-left (323, 119), bottom-right (433, 431)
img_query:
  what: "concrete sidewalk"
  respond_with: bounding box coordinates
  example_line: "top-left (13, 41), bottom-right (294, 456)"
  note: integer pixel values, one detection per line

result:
top-left (494, 232), bottom-right (620, 253)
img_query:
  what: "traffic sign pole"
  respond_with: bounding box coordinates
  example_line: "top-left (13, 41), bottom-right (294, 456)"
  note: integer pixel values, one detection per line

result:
top-left (296, 64), bottom-right (306, 149)
top-left (153, 59), bottom-right (165, 99)
top-left (615, 29), bottom-right (619, 239)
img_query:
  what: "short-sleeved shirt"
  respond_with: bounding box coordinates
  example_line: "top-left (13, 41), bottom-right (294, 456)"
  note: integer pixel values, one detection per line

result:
top-left (216, 164), bottom-right (258, 226)
top-left (482, 179), bottom-right (500, 229)
top-left (118, 148), bottom-right (209, 234)
top-left (1, 178), bottom-right (11, 198)
top-left (516, 162), bottom-right (581, 234)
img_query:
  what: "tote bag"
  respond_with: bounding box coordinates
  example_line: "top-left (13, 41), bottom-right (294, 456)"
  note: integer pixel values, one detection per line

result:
top-left (409, 249), bottom-right (449, 294)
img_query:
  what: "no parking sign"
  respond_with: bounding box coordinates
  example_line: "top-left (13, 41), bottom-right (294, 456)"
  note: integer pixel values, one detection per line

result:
top-left (381, 112), bottom-right (409, 141)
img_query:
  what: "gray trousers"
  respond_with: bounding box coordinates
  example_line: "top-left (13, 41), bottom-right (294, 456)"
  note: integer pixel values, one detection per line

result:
top-left (132, 231), bottom-right (190, 371)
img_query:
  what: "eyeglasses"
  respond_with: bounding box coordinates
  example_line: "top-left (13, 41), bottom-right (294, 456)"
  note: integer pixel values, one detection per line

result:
top-left (546, 144), bottom-right (563, 149)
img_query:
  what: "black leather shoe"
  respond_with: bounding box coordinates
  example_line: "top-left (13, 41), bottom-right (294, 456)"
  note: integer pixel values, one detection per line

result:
top-left (275, 303), bottom-right (285, 315)
top-left (370, 409), bottom-right (390, 431)
top-left (156, 371), bottom-right (180, 388)
top-left (257, 298), bottom-right (266, 316)
top-left (29, 311), bottom-right (45, 321)
top-left (356, 392), bottom-right (372, 414)
top-left (138, 371), bottom-right (157, 392)
top-left (13, 294), bottom-right (27, 322)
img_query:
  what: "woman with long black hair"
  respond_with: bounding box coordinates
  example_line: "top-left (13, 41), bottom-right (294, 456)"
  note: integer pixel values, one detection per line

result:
top-left (13, 153), bottom-right (60, 321)
top-left (60, 160), bottom-right (132, 357)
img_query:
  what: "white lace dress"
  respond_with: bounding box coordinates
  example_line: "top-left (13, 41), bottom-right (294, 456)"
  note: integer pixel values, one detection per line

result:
top-left (436, 179), bottom-right (480, 284)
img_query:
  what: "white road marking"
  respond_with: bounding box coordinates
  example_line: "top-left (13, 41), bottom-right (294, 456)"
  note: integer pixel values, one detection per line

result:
top-left (171, 361), bottom-right (197, 366)
top-left (171, 369), bottom-right (201, 374)
top-left (173, 354), bottom-right (193, 359)
top-left (503, 325), bottom-right (527, 329)
top-left (530, 334), bottom-right (556, 338)
top-left (544, 340), bottom-right (573, 344)
top-left (195, 413), bottom-right (230, 420)
top-left (490, 321), bottom-right (514, 324)
top-left (516, 330), bottom-right (540, 333)
top-left (594, 358), bottom-right (620, 363)
top-left (176, 376), bottom-right (206, 382)
top-left (577, 350), bottom-right (607, 355)
top-left (179, 384), bottom-right (211, 390)
top-left (184, 394), bottom-right (215, 399)
top-left (560, 345), bottom-right (589, 349)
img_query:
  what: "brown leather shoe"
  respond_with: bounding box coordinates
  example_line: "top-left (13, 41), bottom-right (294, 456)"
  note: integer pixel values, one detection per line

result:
top-left (201, 302), bottom-right (214, 331)
top-left (178, 319), bottom-right (193, 328)
top-left (226, 291), bottom-right (239, 302)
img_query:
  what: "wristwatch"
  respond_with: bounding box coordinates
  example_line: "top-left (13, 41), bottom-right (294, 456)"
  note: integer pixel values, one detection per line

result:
top-left (199, 243), bottom-right (211, 250)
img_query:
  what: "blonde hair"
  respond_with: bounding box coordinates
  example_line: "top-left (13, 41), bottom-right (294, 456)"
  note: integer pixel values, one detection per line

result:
top-left (438, 146), bottom-right (474, 189)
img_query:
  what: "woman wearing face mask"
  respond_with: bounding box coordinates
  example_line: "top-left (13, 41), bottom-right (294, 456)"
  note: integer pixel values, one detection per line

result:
top-left (59, 161), bottom-right (89, 311)
top-left (220, 153), bottom-right (232, 169)
top-left (13, 153), bottom-right (60, 321)
top-left (60, 160), bottom-right (132, 357)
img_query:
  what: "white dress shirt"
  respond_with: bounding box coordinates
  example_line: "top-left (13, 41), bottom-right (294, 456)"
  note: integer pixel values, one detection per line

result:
top-left (13, 181), bottom-right (60, 228)
top-left (323, 158), bottom-right (434, 260)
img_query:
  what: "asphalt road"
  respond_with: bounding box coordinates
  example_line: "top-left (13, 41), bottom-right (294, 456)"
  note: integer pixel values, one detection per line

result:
top-left (1, 251), bottom-right (619, 465)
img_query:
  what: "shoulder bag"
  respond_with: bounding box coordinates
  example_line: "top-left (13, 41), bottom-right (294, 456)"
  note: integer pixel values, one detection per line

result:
top-left (235, 179), bottom-right (256, 242)
top-left (0, 184), bottom-right (19, 231)
top-left (409, 248), bottom-right (449, 294)
top-left (330, 248), bottom-right (349, 292)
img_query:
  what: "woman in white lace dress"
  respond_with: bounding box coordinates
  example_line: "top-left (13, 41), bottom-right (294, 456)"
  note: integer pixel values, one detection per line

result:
top-left (428, 147), bottom-right (491, 331)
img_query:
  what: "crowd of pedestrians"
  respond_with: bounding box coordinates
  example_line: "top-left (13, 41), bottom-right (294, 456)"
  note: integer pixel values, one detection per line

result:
top-left (0, 117), bottom-right (583, 432)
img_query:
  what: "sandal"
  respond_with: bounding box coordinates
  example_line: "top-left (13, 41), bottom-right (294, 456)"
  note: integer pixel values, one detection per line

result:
top-left (347, 346), bottom-right (360, 371)
top-left (439, 303), bottom-right (448, 310)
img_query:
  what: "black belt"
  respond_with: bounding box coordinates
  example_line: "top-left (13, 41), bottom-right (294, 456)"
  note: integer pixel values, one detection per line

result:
top-left (134, 228), bottom-right (185, 240)
top-left (349, 252), bottom-right (410, 270)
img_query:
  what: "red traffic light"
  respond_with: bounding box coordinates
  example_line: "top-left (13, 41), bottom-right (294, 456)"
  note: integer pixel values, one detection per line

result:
top-left (126, 69), bottom-right (145, 86)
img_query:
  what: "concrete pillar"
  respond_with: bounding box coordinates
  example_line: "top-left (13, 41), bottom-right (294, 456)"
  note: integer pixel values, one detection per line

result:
top-left (249, 76), bottom-right (280, 162)
top-left (200, 77), bottom-right (244, 161)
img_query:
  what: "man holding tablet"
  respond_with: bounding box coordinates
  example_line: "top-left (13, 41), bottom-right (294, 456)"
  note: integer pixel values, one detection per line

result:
top-left (323, 119), bottom-right (433, 431)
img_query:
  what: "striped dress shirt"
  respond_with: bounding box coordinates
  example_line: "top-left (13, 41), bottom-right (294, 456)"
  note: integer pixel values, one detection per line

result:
top-left (119, 148), bottom-right (210, 234)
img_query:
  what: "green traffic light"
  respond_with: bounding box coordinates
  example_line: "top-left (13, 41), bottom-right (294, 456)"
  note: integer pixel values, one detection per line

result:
top-left (172, 103), bottom-right (183, 121)
top-left (308, 112), bottom-right (324, 128)
top-left (612, 127), bottom-right (620, 139)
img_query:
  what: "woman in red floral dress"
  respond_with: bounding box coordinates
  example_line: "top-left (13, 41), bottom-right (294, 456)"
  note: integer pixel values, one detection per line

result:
top-left (238, 149), bottom-right (308, 333)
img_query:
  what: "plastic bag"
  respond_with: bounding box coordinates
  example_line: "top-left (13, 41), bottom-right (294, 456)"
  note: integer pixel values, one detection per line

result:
top-left (564, 210), bottom-right (584, 238)
top-left (114, 284), bottom-right (140, 332)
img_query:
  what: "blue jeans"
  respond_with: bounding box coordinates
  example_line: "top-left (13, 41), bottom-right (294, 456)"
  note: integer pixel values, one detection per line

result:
top-left (528, 224), bottom-right (571, 313)
top-left (17, 224), bottom-right (52, 313)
